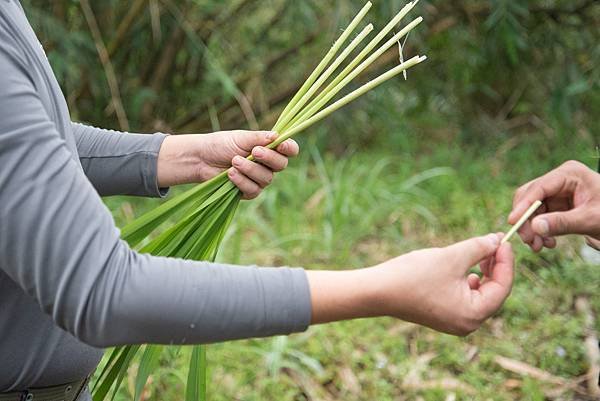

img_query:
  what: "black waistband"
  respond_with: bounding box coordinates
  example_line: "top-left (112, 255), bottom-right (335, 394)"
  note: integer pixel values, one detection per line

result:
top-left (0, 376), bottom-right (89, 401)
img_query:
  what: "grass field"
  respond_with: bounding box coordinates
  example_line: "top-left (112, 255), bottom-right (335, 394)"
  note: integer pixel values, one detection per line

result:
top-left (104, 130), bottom-right (599, 401)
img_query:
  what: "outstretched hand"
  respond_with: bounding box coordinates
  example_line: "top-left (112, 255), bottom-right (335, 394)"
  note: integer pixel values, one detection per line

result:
top-left (307, 233), bottom-right (514, 336)
top-left (370, 233), bottom-right (514, 335)
top-left (157, 130), bottom-right (299, 199)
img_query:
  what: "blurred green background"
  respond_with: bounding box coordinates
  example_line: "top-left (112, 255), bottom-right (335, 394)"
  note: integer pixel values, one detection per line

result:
top-left (24, 0), bottom-right (599, 400)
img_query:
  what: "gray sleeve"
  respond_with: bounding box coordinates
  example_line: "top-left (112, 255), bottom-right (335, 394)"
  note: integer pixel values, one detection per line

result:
top-left (0, 39), bottom-right (311, 348)
top-left (71, 122), bottom-right (168, 197)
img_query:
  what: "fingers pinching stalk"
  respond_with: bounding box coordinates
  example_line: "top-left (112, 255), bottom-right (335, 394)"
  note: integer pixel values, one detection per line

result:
top-left (502, 200), bottom-right (543, 243)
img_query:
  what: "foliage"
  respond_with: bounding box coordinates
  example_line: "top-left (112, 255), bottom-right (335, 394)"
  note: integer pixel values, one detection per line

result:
top-left (103, 136), bottom-right (597, 400)
top-left (23, 0), bottom-right (598, 143)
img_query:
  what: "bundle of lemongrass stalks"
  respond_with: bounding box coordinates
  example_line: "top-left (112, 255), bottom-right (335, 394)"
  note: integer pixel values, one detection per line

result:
top-left (92, 2), bottom-right (426, 400)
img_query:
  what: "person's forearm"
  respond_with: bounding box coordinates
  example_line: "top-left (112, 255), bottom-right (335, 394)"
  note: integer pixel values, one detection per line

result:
top-left (0, 51), bottom-right (313, 347)
top-left (306, 268), bottom-right (388, 324)
top-left (72, 122), bottom-right (168, 197)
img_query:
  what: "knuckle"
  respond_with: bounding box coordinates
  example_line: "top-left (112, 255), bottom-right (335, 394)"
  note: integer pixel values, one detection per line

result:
top-left (517, 231), bottom-right (529, 243)
top-left (258, 175), bottom-right (273, 188)
top-left (554, 214), bottom-right (568, 231)
top-left (238, 159), bottom-right (251, 172)
top-left (249, 188), bottom-right (261, 199)
top-left (273, 158), bottom-right (288, 172)
top-left (453, 324), bottom-right (475, 337)
top-left (456, 317), bottom-right (481, 336)
top-left (588, 207), bottom-right (600, 222)
top-left (561, 160), bottom-right (583, 171)
top-left (456, 328), bottom-right (475, 337)
top-left (513, 184), bottom-right (529, 206)
top-left (471, 237), bottom-right (490, 254)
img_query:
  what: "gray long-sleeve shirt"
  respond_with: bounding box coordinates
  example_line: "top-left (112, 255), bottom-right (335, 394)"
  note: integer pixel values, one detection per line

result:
top-left (0, 0), bottom-right (311, 394)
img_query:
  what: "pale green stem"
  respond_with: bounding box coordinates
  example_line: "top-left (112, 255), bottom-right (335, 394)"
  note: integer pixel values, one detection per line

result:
top-left (278, 1), bottom-right (421, 132)
top-left (502, 200), bottom-right (543, 243)
top-left (268, 55), bottom-right (427, 149)
top-left (281, 17), bottom-right (423, 132)
top-left (273, 1), bottom-right (372, 130)
top-left (274, 23), bottom-right (374, 133)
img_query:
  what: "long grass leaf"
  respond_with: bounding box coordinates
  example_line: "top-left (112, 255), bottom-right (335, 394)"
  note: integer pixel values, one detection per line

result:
top-left (109, 345), bottom-right (141, 401)
top-left (134, 345), bottom-right (164, 401)
top-left (93, 345), bottom-right (139, 401)
top-left (185, 346), bottom-right (206, 401)
top-left (91, 347), bottom-right (125, 393)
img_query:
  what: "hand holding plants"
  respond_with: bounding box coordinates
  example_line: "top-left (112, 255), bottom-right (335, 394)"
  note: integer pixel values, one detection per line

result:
top-left (307, 233), bottom-right (514, 336)
top-left (157, 131), bottom-right (299, 199)
top-left (509, 160), bottom-right (600, 251)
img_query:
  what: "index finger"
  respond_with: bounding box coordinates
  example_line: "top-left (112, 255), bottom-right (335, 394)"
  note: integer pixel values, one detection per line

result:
top-left (503, 200), bottom-right (543, 243)
top-left (509, 169), bottom-right (569, 224)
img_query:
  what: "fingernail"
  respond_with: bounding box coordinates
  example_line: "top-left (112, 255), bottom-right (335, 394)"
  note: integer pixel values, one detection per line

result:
top-left (266, 131), bottom-right (278, 141)
top-left (228, 168), bottom-right (236, 177)
top-left (233, 156), bottom-right (243, 166)
top-left (535, 218), bottom-right (549, 236)
top-left (254, 147), bottom-right (264, 158)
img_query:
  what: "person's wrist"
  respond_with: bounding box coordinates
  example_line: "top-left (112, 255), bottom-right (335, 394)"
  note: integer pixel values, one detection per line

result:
top-left (157, 134), bottom-right (208, 186)
top-left (358, 263), bottom-right (412, 320)
top-left (351, 267), bottom-right (387, 318)
top-left (307, 268), bottom-right (385, 324)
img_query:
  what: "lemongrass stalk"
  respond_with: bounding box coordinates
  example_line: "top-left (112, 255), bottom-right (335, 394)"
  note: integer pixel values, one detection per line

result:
top-left (273, 23), bottom-right (374, 132)
top-left (269, 55), bottom-right (427, 148)
top-left (501, 200), bottom-right (543, 243)
top-left (282, 17), bottom-right (423, 132)
top-left (279, 1), bottom-right (420, 132)
top-left (273, 1), bottom-right (372, 129)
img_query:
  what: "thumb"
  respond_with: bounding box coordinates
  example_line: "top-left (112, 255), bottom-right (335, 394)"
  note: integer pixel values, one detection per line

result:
top-left (233, 130), bottom-right (277, 152)
top-left (446, 233), bottom-right (501, 273)
top-left (531, 209), bottom-right (588, 237)
top-left (476, 242), bottom-right (514, 317)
